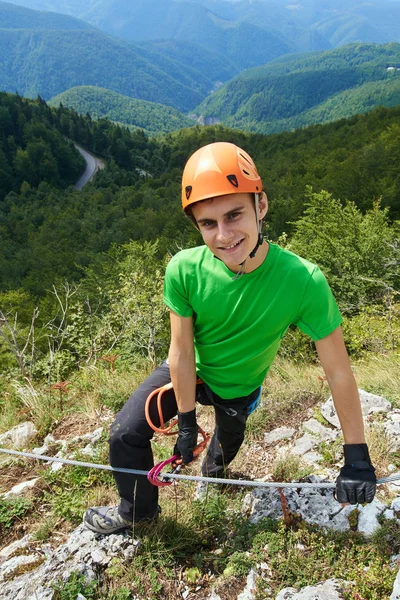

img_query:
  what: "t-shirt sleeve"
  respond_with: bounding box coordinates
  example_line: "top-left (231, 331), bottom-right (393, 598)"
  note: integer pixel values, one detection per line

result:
top-left (293, 266), bottom-right (343, 341)
top-left (163, 254), bottom-right (194, 317)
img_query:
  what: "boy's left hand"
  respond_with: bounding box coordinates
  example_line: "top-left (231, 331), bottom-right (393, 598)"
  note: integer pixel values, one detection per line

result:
top-left (336, 443), bottom-right (376, 504)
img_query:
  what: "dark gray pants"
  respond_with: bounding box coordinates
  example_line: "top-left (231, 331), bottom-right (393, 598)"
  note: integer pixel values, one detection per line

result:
top-left (109, 360), bottom-right (259, 521)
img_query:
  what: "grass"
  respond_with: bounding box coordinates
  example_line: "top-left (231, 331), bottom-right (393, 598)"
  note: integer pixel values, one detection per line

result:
top-left (1, 351), bottom-right (400, 598)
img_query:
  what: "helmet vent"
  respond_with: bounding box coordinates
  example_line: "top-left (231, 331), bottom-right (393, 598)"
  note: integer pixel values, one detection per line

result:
top-left (242, 169), bottom-right (250, 175)
top-left (185, 185), bottom-right (192, 200)
top-left (239, 152), bottom-right (252, 165)
top-left (227, 174), bottom-right (239, 187)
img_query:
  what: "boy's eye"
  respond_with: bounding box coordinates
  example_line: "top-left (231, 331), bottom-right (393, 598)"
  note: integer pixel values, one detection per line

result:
top-left (228, 211), bottom-right (241, 219)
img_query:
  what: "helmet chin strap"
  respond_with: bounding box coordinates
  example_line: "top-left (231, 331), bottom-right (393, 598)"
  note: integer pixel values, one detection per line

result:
top-left (231, 193), bottom-right (263, 280)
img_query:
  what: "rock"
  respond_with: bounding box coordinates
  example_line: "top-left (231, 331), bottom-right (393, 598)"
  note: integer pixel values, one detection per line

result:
top-left (357, 500), bottom-right (386, 536)
top-left (208, 592), bottom-right (222, 600)
top-left (0, 524), bottom-right (139, 599)
top-left (0, 554), bottom-right (43, 582)
top-left (275, 578), bottom-right (348, 599)
top-left (302, 419), bottom-right (337, 442)
top-left (243, 481), bottom-right (366, 532)
top-left (391, 498), bottom-right (400, 515)
top-left (383, 509), bottom-right (396, 520)
top-left (264, 427), bottom-right (296, 445)
top-left (292, 433), bottom-right (317, 455)
top-left (391, 569), bottom-right (400, 600)
top-left (32, 445), bottom-right (49, 456)
top-left (321, 389), bottom-right (391, 428)
top-left (4, 478), bottom-right (41, 498)
top-left (0, 535), bottom-right (32, 561)
top-left (389, 476), bottom-right (400, 496)
top-left (301, 451), bottom-right (323, 466)
top-left (385, 421), bottom-right (400, 451)
top-left (275, 588), bottom-right (298, 599)
top-left (237, 569), bottom-right (257, 600)
top-left (80, 444), bottom-right (95, 456)
top-left (0, 421), bottom-right (38, 448)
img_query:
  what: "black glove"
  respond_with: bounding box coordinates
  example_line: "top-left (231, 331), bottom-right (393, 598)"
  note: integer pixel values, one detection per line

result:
top-left (174, 409), bottom-right (198, 465)
top-left (336, 443), bottom-right (376, 504)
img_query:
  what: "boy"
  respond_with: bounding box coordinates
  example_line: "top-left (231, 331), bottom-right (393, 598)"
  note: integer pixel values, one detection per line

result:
top-left (84, 142), bottom-right (376, 534)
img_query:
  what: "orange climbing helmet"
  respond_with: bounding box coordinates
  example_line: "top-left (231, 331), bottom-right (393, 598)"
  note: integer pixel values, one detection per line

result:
top-left (182, 142), bottom-right (263, 212)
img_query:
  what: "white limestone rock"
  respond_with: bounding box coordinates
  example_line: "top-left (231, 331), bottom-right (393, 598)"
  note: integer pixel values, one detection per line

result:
top-left (237, 568), bottom-right (257, 600)
top-left (292, 433), bottom-right (317, 456)
top-left (302, 419), bottom-right (337, 442)
top-left (264, 427), bottom-right (296, 445)
top-left (0, 421), bottom-right (38, 449)
top-left (357, 500), bottom-right (386, 536)
top-left (321, 389), bottom-right (391, 428)
top-left (391, 497), bottom-right (400, 515)
top-left (4, 478), bottom-right (41, 498)
top-left (0, 524), bottom-right (139, 599)
top-left (301, 451), bottom-right (323, 466)
top-left (391, 569), bottom-right (400, 600)
top-left (275, 579), bottom-right (348, 599)
top-left (0, 535), bottom-right (33, 561)
top-left (0, 554), bottom-right (43, 582)
top-left (389, 477), bottom-right (400, 496)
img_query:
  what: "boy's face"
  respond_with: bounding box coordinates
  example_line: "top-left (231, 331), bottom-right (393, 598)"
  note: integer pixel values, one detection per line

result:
top-left (191, 192), bottom-right (268, 272)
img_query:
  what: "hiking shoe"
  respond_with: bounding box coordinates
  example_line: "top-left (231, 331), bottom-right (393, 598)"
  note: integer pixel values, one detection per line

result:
top-left (83, 505), bottom-right (161, 535)
top-left (83, 506), bottom-right (133, 534)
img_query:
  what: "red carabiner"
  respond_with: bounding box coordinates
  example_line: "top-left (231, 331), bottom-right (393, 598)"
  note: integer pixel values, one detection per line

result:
top-left (147, 455), bottom-right (180, 487)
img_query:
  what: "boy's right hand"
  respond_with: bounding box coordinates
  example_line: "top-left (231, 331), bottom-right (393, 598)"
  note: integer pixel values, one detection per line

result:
top-left (174, 409), bottom-right (198, 464)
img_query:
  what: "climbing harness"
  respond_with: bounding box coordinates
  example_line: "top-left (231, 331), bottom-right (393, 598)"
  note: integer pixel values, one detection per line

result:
top-left (145, 380), bottom-right (210, 487)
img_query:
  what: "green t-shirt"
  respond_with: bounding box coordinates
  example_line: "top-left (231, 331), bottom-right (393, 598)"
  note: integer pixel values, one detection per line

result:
top-left (163, 242), bottom-right (342, 399)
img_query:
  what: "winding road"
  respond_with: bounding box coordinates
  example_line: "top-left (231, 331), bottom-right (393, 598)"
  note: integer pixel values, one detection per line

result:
top-left (74, 144), bottom-right (105, 190)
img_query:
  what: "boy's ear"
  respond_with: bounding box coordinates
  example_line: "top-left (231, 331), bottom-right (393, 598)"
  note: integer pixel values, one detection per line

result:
top-left (258, 191), bottom-right (268, 219)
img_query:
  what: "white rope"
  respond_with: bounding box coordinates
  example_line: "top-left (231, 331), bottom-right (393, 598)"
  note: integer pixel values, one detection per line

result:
top-left (0, 447), bottom-right (397, 489)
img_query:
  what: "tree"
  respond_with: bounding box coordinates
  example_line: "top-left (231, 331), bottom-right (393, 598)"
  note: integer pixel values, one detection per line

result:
top-left (288, 188), bottom-right (399, 313)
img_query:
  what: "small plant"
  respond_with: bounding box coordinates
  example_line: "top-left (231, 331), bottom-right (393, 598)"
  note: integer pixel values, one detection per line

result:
top-left (372, 515), bottom-right (400, 557)
top-left (317, 439), bottom-right (342, 467)
top-left (185, 567), bottom-right (202, 584)
top-left (33, 516), bottom-right (58, 541)
top-left (223, 551), bottom-right (252, 577)
top-left (271, 453), bottom-right (313, 482)
top-left (52, 572), bottom-right (98, 599)
top-left (365, 423), bottom-right (395, 476)
top-left (0, 495), bottom-right (32, 532)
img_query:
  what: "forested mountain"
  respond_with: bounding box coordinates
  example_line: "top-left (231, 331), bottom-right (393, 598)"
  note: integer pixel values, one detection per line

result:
top-left (195, 43), bottom-right (400, 134)
top-left (7, 0), bottom-right (400, 70)
top-left (49, 87), bottom-right (194, 135)
top-left (0, 2), bottom-right (219, 111)
top-left (0, 92), bottom-right (399, 298)
top-left (133, 40), bottom-right (239, 94)
top-left (0, 0), bottom-right (91, 29)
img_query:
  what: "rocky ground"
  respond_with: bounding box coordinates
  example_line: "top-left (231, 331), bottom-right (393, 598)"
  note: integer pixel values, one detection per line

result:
top-left (1, 389), bottom-right (400, 599)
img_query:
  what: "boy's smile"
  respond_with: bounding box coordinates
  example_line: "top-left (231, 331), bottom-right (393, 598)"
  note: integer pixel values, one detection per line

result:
top-left (191, 192), bottom-right (268, 273)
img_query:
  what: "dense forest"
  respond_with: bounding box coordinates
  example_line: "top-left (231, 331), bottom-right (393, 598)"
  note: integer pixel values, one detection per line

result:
top-left (0, 92), bottom-right (398, 378)
top-left (195, 43), bottom-right (400, 134)
top-left (1, 92), bottom-right (400, 294)
top-left (49, 87), bottom-right (194, 135)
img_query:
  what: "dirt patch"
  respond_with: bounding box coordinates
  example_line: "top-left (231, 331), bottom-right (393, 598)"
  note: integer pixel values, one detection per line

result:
top-left (0, 462), bottom-right (42, 494)
top-left (52, 413), bottom-right (100, 441)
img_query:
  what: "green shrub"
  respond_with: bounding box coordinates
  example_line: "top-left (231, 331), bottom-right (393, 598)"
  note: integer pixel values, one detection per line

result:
top-left (0, 496), bottom-right (32, 532)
